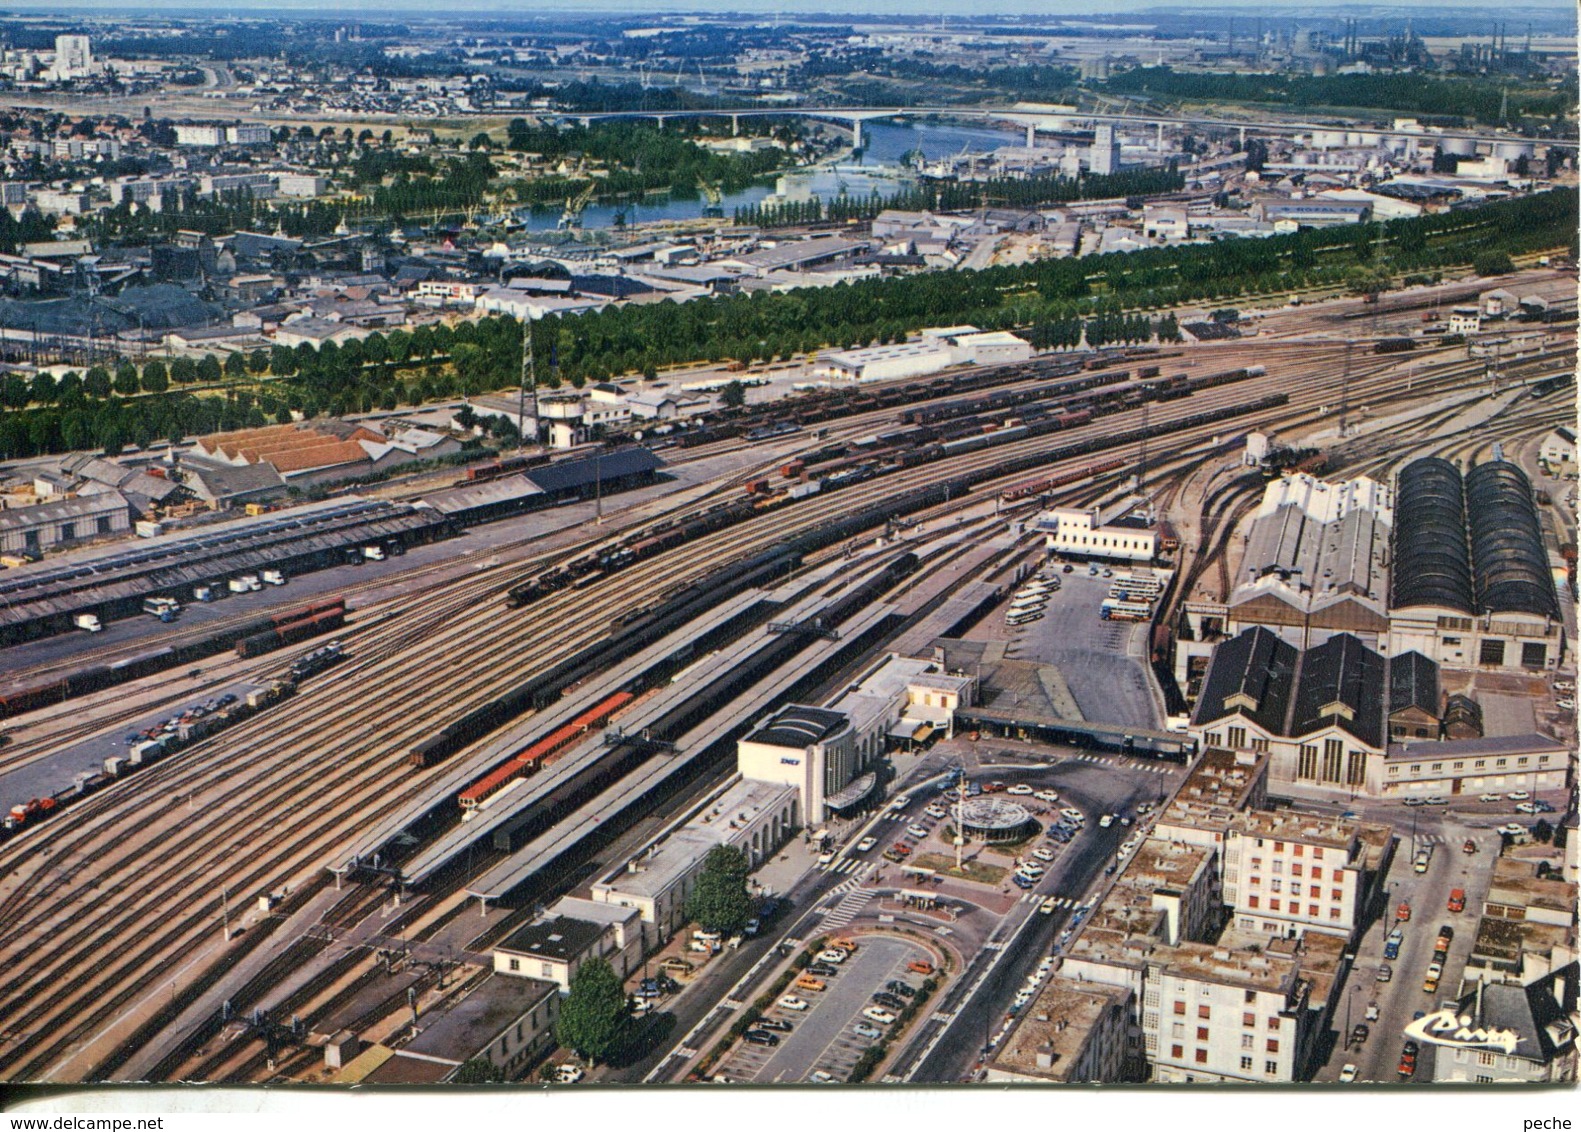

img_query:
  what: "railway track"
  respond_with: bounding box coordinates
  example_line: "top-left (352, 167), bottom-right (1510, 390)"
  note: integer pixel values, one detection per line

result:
top-left (0, 329), bottom-right (1570, 1082)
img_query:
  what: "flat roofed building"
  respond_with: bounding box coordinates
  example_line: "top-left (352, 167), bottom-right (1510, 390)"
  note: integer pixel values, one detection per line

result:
top-left (1382, 733), bottom-right (1570, 799)
top-left (986, 978), bottom-right (1135, 1083)
top-left (590, 777), bottom-right (798, 949)
top-left (356, 976), bottom-right (560, 1083)
top-left (1039, 505), bottom-right (1157, 562)
top-left (1221, 809), bottom-right (1388, 940)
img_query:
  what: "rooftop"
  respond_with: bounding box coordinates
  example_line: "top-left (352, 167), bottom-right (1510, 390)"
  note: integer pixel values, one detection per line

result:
top-left (989, 977), bottom-right (1131, 1082)
top-left (743, 704), bottom-right (848, 749)
top-left (400, 975), bottom-right (558, 1066)
top-left (495, 915), bottom-right (603, 962)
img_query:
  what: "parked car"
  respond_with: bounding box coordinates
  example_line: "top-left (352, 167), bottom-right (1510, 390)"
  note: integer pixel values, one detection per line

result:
top-left (816, 949), bottom-right (848, 965)
top-left (1463, 839), bottom-right (1478, 854)
top-left (757, 1018), bottom-right (793, 1033)
top-left (1007, 784), bottom-right (1035, 796)
top-left (853, 1023), bottom-right (883, 1040)
top-left (1478, 793), bottom-right (1502, 803)
top-left (1516, 802), bottom-right (1544, 814)
top-left (862, 1007), bottom-right (898, 1025)
top-left (1032, 847), bottom-right (1056, 862)
top-left (1422, 963), bottom-right (1443, 993)
top-left (855, 836), bottom-right (877, 853)
top-left (744, 1029), bottom-right (781, 1047)
top-left (1506, 790), bottom-right (1531, 801)
top-left (1376, 964), bottom-right (1393, 983)
top-left (907, 961), bottom-right (934, 976)
top-left (556, 1063), bottom-right (584, 1084)
top-left (808, 964), bottom-right (839, 978)
top-left (1350, 1023), bottom-right (1370, 1047)
top-left (1339, 1064), bottom-right (1358, 1083)
top-left (777, 996), bottom-right (810, 1011)
top-left (1365, 1002), bottom-right (1380, 1023)
top-left (906, 824), bottom-right (930, 839)
top-left (871, 992), bottom-right (906, 1010)
top-left (1035, 790), bottom-right (1059, 802)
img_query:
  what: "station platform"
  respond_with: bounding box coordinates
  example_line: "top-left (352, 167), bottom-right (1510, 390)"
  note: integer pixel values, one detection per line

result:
top-left (331, 585), bottom-right (775, 879)
top-left (464, 600), bottom-right (898, 903)
top-left (402, 562), bottom-right (892, 888)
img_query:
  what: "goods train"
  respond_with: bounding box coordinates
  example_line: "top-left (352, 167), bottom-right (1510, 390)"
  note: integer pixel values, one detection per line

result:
top-left (0, 596), bottom-right (348, 721)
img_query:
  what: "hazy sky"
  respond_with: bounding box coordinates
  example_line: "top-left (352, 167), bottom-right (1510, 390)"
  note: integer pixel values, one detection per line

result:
top-left (4, 0), bottom-right (1573, 12)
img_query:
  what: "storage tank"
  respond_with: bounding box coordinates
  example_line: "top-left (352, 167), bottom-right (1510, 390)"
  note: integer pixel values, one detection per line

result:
top-left (1441, 138), bottom-right (1478, 158)
top-left (1494, 140), bottom-right (1534, 162)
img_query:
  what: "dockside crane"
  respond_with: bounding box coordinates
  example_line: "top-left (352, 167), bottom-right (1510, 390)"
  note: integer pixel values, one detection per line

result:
top-left (558, 181), bottom-right (597, 230)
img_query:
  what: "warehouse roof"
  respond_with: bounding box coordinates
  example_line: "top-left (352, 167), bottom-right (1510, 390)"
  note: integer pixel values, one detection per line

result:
top-left (1190, 626), bottom-right (1298, 736)
top-left (524, 446), bottom-right (661, 495)
top-left (1465, 461), bottom-right (1559, 619)
top-left (1391, 457), bottom-right (1474, 613)
top-left (1290, 632), bottom-right (1385, 748)
top-left (1388, 651), bottom-right (1440, 720)
top-left (0, 491), bottom-right (128, 532)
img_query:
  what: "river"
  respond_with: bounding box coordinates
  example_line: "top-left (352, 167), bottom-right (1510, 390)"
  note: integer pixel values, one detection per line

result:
top-left (515, 117), bottom-right (1026, 231)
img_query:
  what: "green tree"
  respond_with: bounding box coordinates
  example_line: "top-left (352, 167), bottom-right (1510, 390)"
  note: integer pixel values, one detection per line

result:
top-left (684, 844), bottom-right (753, 936)
top-left (1473, 251), bottom-right (1514, 276)
top-left (140, 359), bottom-right (168, 393)
top-left (170, 357), bottom-right (198, 384)
top-left (720, 379), bottom-right (746, 409)
top-left (84, 367), bottom-right (113, 398)
top-left (197, 355), bottom-right (223, 384)
top-left (224, 351), bottom-right (247, 378)
top-left (451, 1057), bottom-right (504, 1084)
top-left (555, 956), bottom-right (629, 1067)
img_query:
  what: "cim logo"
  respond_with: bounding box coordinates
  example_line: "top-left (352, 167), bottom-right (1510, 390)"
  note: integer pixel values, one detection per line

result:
top-left (1401, 1008), bottom-right (1523, 1054)
top-left (780, 757), bottom-right (801, 766)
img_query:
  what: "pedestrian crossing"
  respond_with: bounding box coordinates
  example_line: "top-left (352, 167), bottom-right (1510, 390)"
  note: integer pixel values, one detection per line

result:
top-left (1066, 752), bottom-right (1177, 775)
top-left (828, 874), bottom-right (867, 897)
top-left (822, 890), bottom-right (873, 930)
top-left (1414, 833), bottom-right (1449, 848)
top-left (818, 856), bottom-right (867, 874)
top-left (1018, 893), bottom-right (1081, 907)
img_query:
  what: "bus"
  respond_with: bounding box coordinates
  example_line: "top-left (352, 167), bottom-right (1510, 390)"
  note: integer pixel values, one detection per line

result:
top-left (142, 596), bottom-right (180, 622)
top-left (1100, 599), bottom-right (1152, 622)
top-left (1007, 610), bottom-right (1045, 626)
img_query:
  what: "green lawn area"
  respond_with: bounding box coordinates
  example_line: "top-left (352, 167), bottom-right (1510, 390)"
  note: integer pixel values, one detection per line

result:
top-left (911, 852), bottom-right (1008, 886)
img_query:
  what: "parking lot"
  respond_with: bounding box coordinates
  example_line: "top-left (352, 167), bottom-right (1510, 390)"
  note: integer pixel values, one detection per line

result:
top-left (716, 934), bottom-right (933, 1083)
top-left (975, 564), bottom-right (1164, 730)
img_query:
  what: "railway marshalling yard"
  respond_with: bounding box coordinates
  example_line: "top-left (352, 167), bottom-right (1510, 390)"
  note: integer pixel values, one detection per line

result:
top-left (0, 267), bottom-right (1575, 1085)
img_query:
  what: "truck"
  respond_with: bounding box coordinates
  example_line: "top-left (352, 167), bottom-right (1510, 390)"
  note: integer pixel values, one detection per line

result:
top-left (73, 613), bottom-right (102, 633)
top-left (362, 545), bottom-right (386, 562)
top-left (228, 575), bottom-right (262, 594)
top-left (192, 584), bottom-right (216, 603)
top-left (142, 596), bottom-right (180, 622)
top-left (261, 569), bottom-right (287, 586)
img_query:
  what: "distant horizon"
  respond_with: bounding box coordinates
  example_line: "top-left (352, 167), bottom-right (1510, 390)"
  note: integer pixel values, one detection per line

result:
top-left (0, 0), bottom-right (1574, 15)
